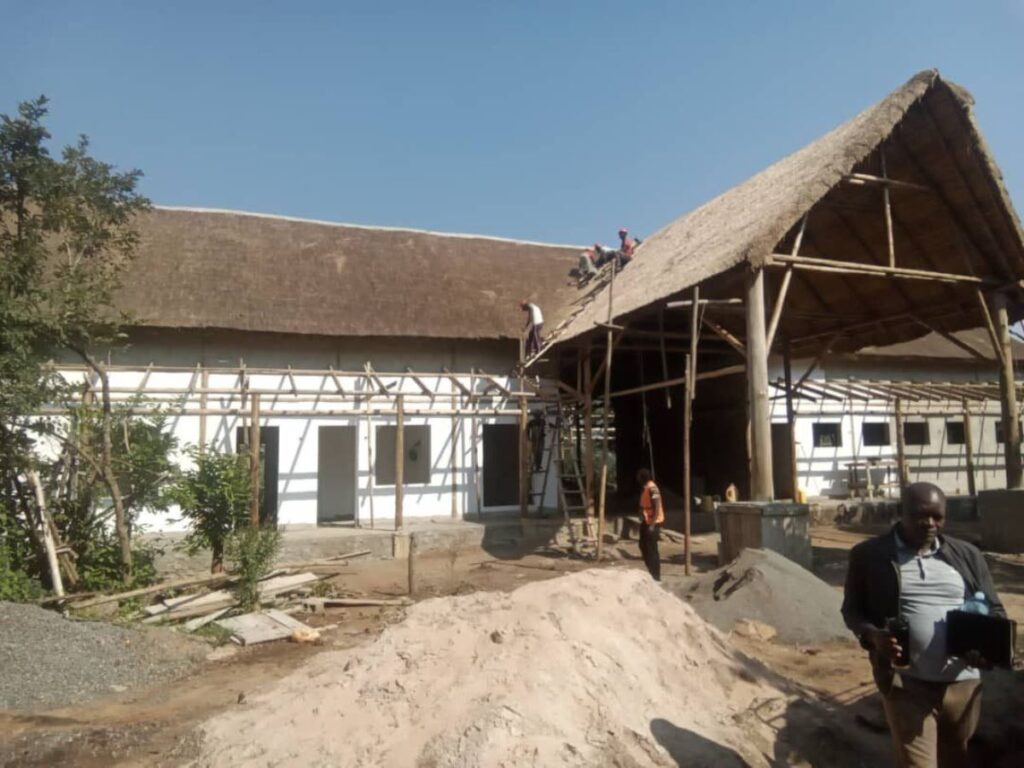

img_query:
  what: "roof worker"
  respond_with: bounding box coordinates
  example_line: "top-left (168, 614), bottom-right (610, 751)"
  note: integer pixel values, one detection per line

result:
top-left (577, 247), bottom-right (599, 283)
top-left (592, 242), bottom-right (616, 269)
top-left (520, 300), bottom-right (544, 359)
top-left (842, 482), bottom-right (1006, 768)
top-left (616, 228), bottom-right (637, 269)
top-left (636, 468), bottom-right (664, 581)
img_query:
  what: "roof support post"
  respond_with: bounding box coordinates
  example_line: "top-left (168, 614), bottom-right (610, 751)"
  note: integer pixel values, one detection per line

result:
top-left (881, 148), bottom-right (896, 268)
top-left (894, 397), bottom-right (909, 491)
top-left (992, 293), bottom-right (1022, 489)
top-left (249, 393), bottom-right (261, 527)
top-left (519, 395), bottom-right (530, 518)
top-left (746, 267), bottom-right (774, 501)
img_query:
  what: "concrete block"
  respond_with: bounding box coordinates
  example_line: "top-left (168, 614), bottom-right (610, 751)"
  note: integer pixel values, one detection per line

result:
top-left (978, 489), bottom-right (1024, 553)
top-left (392, 531), bottom-right (411, 560)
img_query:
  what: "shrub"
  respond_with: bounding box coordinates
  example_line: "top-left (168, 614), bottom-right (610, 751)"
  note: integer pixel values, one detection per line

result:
top-left (225, 526), bottom-right (281, 612)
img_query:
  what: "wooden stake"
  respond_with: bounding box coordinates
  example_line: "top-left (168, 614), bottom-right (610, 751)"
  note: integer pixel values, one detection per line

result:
top-left (746, 268), bottom-right (774, 501)
top-left (249, 393), bottom-right (261, 527)
top-left (395, 394), bottom-right (405, 530)
top-left (27, 470), bottom-right (64, 598)
top-left (962, 398), bottom-right (977, 498)
top-left (894, 397), bottom-right (909, 490)
top-left (407, 532), bottom-right (417, 596)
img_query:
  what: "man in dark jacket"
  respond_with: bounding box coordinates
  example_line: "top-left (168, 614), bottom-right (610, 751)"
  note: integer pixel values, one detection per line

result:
top-left (842, 482), bottom-right (1005, 768)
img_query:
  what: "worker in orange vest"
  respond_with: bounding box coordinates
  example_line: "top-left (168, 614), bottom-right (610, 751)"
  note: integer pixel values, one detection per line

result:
top-left (636, 468), bottom-right (663, 581)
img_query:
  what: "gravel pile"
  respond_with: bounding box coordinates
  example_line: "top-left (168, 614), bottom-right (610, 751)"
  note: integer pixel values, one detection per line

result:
top-left (670, 549), bottom-right (850, 644)
top-left (0, 601), bottom-right (204, 711)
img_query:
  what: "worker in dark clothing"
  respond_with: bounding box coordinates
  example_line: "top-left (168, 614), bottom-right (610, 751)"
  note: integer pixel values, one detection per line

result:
top-left (842, 482), bottom-right (1005, 768)
top-left (636, 468), bottom-right (663, 581)
top-left (527, 412), bottom-right (546, 472)
top-left (520, 300), bottom-right (544, 358)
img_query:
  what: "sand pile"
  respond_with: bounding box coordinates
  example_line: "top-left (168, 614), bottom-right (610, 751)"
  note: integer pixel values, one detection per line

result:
top-left (672, 549), bottom-right (849, 644)
top-left (195, 569), bottom-right (796, 767)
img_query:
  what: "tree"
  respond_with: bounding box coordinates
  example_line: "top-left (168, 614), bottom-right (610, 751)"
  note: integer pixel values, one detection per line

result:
top-left (0, 96), bottom-right (151, 588)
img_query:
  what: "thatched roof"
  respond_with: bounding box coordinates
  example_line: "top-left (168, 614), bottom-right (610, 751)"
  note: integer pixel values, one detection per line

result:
top-left (549, 70), bottom-right (1024, 354)
top-left (117, 208), bottom-right (581, 340)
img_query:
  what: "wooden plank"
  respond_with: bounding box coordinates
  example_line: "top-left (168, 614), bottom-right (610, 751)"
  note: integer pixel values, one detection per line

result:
top-left (73, 573), bottom-right (235, 609)
top-left (184, 607), bottom-right (231, 633)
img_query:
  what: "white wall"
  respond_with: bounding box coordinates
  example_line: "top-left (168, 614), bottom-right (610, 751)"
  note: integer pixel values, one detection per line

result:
top-left (59, 364), bottom-right (559, 532)
top-left (772, 396), bottom-right (1007, 499)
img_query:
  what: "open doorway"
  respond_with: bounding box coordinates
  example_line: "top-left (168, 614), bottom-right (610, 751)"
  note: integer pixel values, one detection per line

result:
top-left (317, 426), bottom-right (357, 524)
top-left (236, 425), bottom-right (279, 526)
top-left (482, 423), bottom-right (519, 508)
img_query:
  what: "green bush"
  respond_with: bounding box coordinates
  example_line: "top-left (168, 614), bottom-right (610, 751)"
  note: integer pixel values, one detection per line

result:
top-left (76, 531), bottom-right (161, 592)
top-left (0, 545), bottom-right (44, 601)
top-left (225, 526), bottom-right (281, 612)
top-left (170, 447), bottom-right (251, 573)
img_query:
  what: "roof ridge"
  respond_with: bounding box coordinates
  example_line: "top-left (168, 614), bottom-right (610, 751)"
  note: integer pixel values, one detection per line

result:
top-left (153, 205), bottom-right (583, 250)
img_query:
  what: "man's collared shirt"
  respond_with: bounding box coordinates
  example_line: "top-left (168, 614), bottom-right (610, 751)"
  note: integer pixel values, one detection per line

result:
top-left (895, 529), bottom-right (978, 683)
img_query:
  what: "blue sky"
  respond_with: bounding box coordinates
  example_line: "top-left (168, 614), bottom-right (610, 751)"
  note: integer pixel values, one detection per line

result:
top-left (2, 1), bottom-right (1022, 244)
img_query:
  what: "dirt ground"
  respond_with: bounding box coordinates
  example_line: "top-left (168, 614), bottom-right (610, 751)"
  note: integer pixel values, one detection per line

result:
top-left (1, 525), bottom-right (1022, 767)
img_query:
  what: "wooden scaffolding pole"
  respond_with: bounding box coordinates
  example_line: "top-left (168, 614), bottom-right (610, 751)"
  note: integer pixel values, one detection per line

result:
top-left (683, 285), bottom-right (699, 576)
top-left (783, 341), bottom-right (799, 501)
top-left (519, 396), bottom-right (530, 518)
top-left (395, 394), bottom-right (405, 530)
top-left (992, 293), bottom-right (1022, 489)
top-left (597, 262), bottom-right (619, 560)
top-left (746, 268), bottom-right (774, 501)
top-left (451, 393), bottom-right (459, 519)
top-left (583, 345), bottom-right (595, 528)
top-left (198, 366), bottom-right (209, 452)
top-left (248, 393), bottom-right (261, 526)
top-left (894, 397), bottom-right (909, 490)
top-left (962, 398), bottom-right (977, 498)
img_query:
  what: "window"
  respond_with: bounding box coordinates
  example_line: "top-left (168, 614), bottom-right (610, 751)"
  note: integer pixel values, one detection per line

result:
top-left (903, 422), bottom-right (930, 446)
top-left (861, 423), bottom-right (890, 447)
top-left (375, 425), bottom-right (431, 485)
top-left (812, 423), bottom-right (842, 448)
top-left (946, 421), bottom-right (966, 445)
top-left (995, 420), bottom-right (1023, 444)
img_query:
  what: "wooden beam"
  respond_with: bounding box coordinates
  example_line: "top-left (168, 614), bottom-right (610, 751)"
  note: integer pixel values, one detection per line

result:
top-left (843, 172), bottom-right (931, 193)
top-left (405, 367), bottom-right (433, 398)
top-left (285, 365), bottom-right (299, 395)
top-left (909, 316), bottom-right (989, 361)
top-left (767, 253), bottom-right (985, 284)
top-left (701, 316), bottom-right (746, 357)
top-left (442, 367), bottom-right (473, 398)
top-left (198, 367), bottom-right (209, 453)
top-left (794, 331), bottom-right (844, 391)
top-left (766, 214), bottom-right (808, 352)
top-left (880, 148), bottom-right (896, 268)
top-left (976, 289), bottom-right (1007, 369)
top-left (597, 261), bottom-right (619, 560)
top-left (666, 298), bottom-right (742, 309)
top-left (477, 369), bottom-right (512, 399)
top-left (519, 396), bottom-right (530, 518)
top-left (993, 294), bottom-right (1022, 489)
top-left (327, 366), bottom-right (347, 396)
top-left (746, 268), bottom-right (774, 501)
top-left (590, 326), bottom-right (627, 392)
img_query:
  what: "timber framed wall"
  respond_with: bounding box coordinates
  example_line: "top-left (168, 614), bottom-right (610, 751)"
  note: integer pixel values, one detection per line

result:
top-left (52, 363), bottom-right (561, 531)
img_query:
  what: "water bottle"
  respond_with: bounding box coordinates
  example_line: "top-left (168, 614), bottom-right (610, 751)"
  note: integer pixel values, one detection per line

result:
top-left (961, 592), bottom-right (989, 616)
